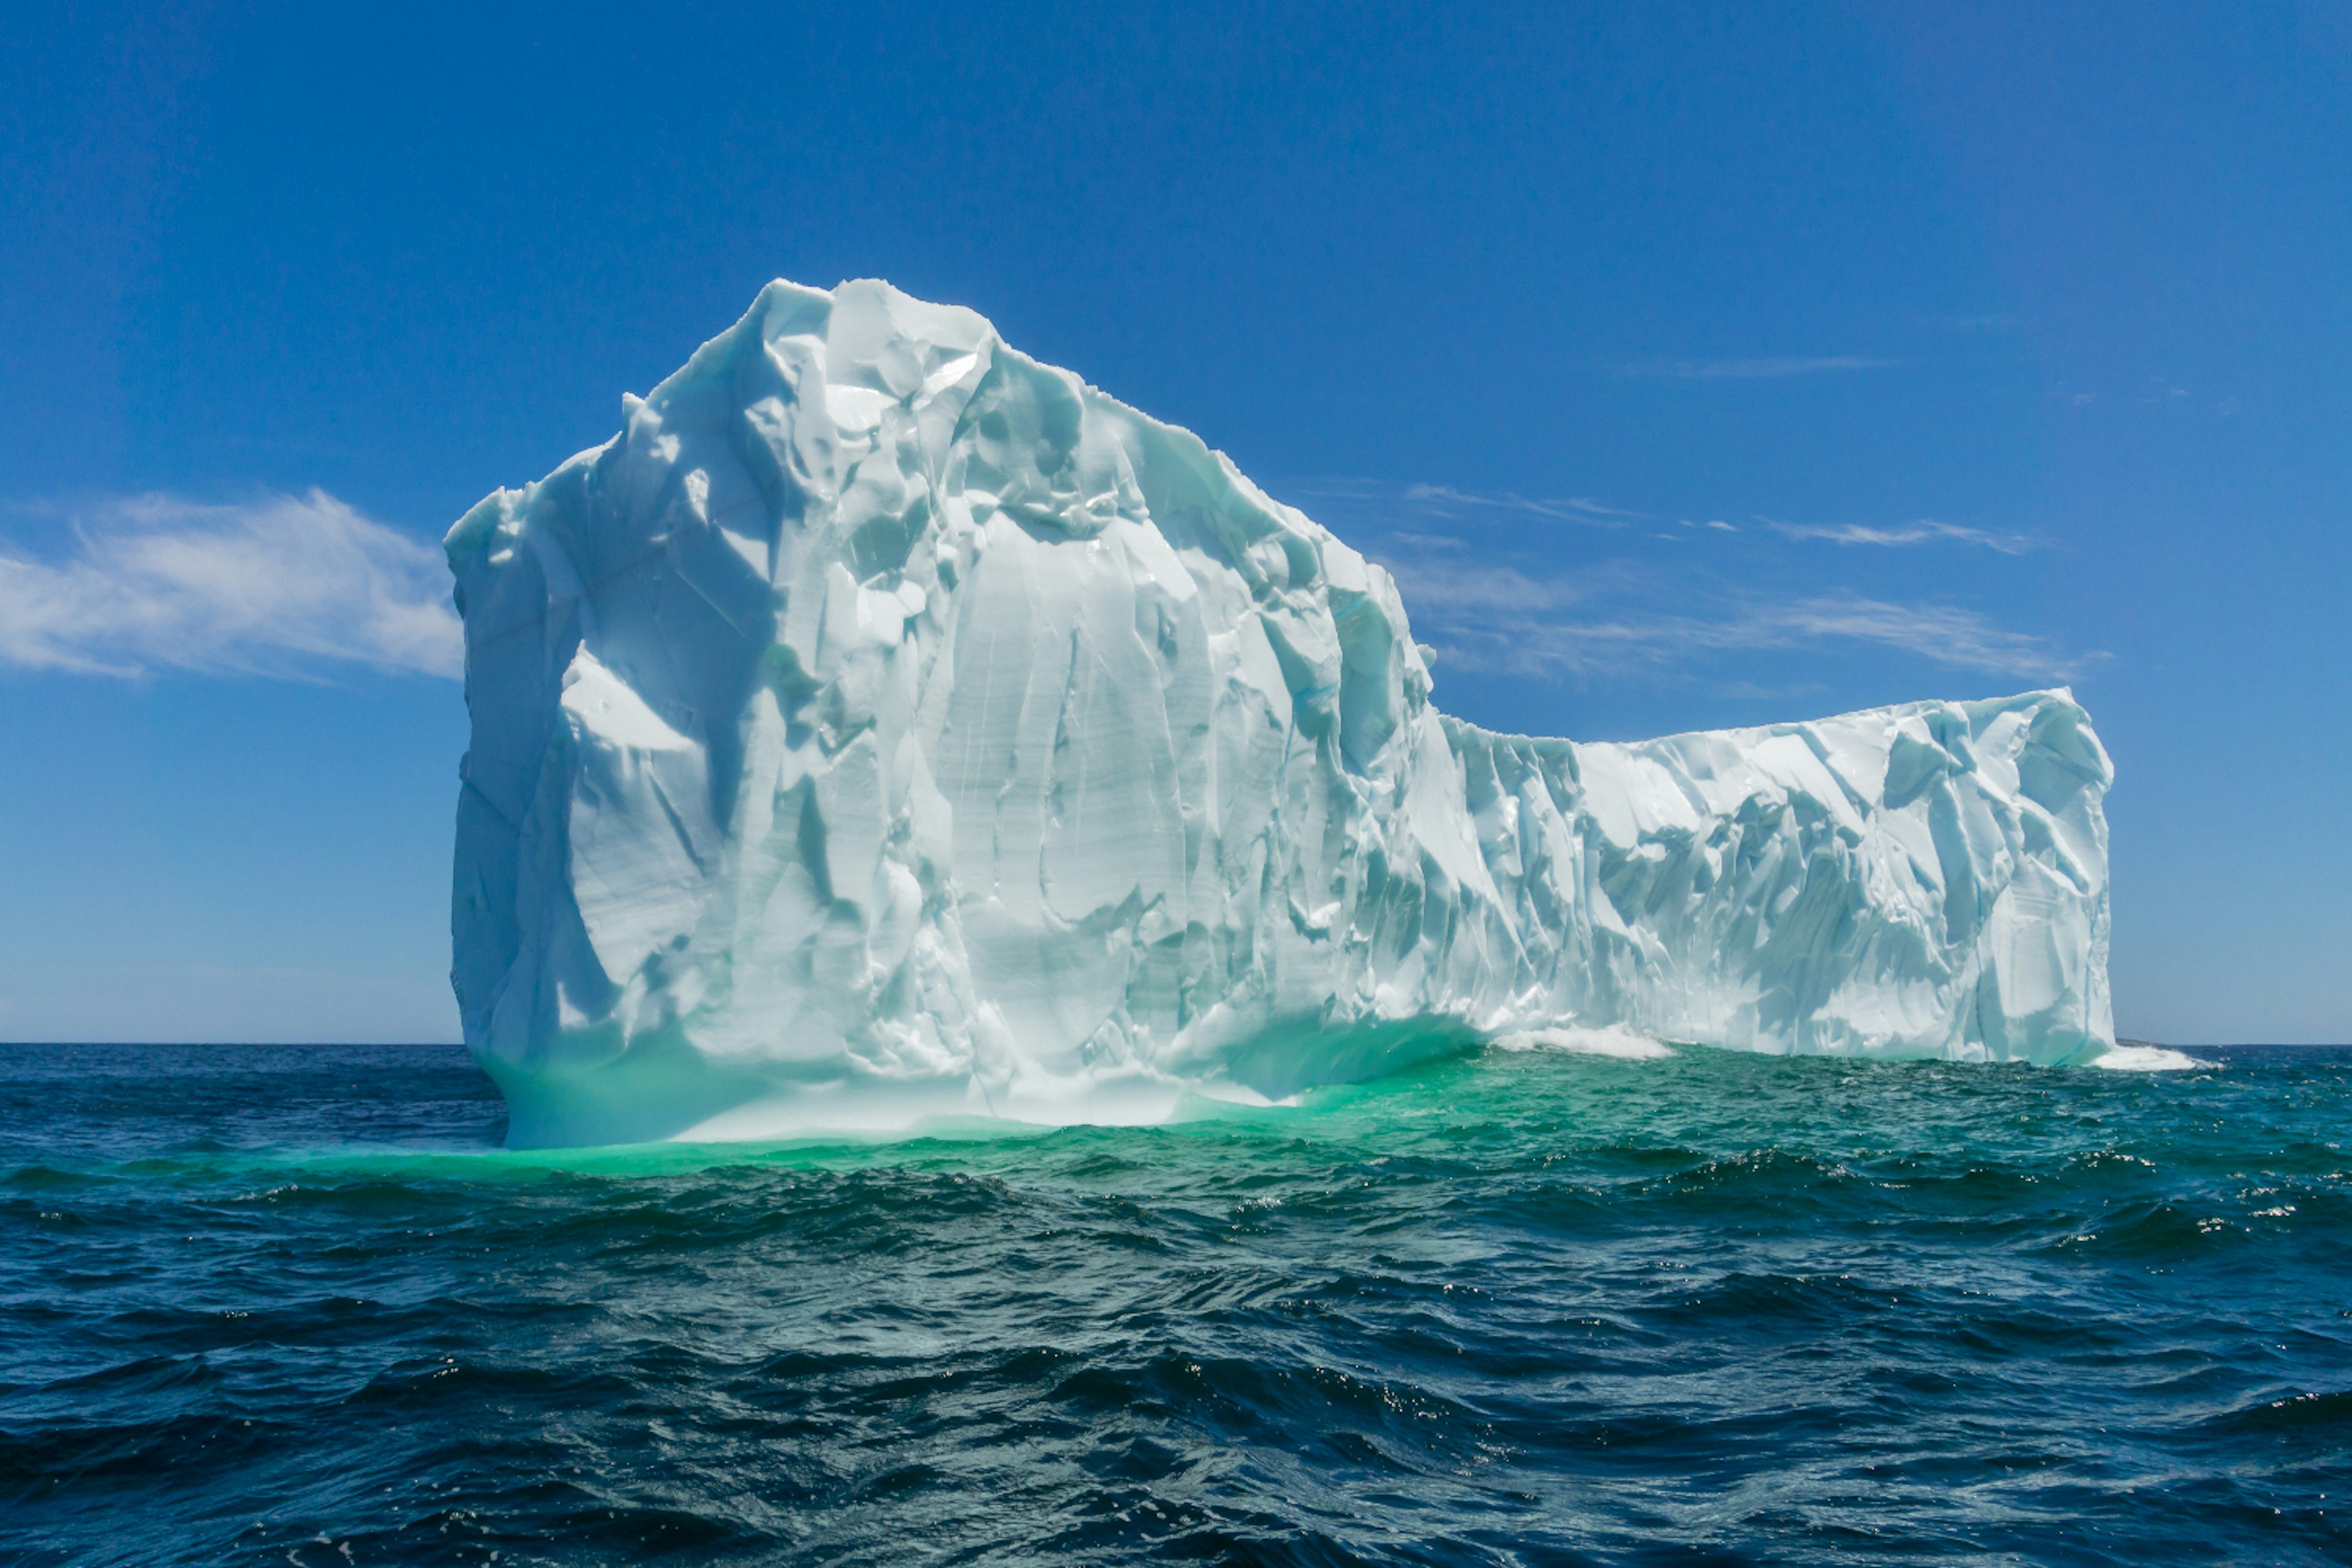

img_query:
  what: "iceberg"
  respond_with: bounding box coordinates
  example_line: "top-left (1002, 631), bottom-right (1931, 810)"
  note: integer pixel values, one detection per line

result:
top-left (446, 279), bottom-right (2114, 1147)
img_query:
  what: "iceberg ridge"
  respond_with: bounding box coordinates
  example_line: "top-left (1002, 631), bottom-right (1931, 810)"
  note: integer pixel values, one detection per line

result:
top-left (447, 279), bottom-right (2114, 1147)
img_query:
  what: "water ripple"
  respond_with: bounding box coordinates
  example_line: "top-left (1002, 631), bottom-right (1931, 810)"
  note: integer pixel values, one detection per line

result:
top-left (1, 1041), bottom-right (2348, 1564)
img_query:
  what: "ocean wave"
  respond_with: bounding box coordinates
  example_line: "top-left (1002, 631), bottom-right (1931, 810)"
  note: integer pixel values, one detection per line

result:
top-left (1488, 1025), bottom-right (1678, 1060)
top-left (6, 1042), bottom-right (2352, 1564)
top-left (2096, 1044), bottom-right (2217, 1071)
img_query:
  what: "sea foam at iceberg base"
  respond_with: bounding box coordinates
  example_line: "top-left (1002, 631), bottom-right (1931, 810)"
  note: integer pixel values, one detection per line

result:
top-left (447, 279), bottom-right (2116, 1148)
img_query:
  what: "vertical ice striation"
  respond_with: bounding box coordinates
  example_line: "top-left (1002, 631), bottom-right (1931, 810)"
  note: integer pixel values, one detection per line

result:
top-left (447, 279), bottom-right (2114, 1146)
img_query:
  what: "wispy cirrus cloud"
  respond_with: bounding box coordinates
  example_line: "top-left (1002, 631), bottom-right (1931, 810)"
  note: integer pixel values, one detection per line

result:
top-left (1732, 595), bottom-right (2078, 677)
top-left (1294, 477), bottom-right (2043, 562)
top-left (1372, 554), bottom-right (2086, 684)
top-left (1297, 470), bottom-right (2078, 690)
top-left (1436, 591), bottom-right (2076, 684)
top-left (1281, 477), bottom-right (1638, 528)
top-left (1320, 476), bottom-right (2043, 555)
top-left (1373, 560), bottom-right (1588, 617)
top-left (1616, 355), bottom-right (1898, 380)
top-left (0, 491), bottom-right (461, 679)
top-left (1398, 484), bottom-right (1637, 522)
top-left (1760, 518), bottom-right (2040, 554)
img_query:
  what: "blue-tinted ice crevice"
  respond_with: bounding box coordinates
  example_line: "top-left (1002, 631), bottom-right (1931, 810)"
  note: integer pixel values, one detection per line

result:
top-left (446, 279), bottom-right (2114, 1147)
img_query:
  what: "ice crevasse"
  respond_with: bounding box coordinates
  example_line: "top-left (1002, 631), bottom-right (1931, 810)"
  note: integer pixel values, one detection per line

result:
top-left (446, 279), bottom-right (2115, 1147)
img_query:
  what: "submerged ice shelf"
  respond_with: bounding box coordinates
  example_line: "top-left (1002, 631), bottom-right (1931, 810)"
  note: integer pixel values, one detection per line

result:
top-left (447, 279), bottom-right (2114, 1147)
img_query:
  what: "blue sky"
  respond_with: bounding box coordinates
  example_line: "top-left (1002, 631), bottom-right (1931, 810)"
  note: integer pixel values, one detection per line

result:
top-left (2, 1), bottom-right (2345, 1044)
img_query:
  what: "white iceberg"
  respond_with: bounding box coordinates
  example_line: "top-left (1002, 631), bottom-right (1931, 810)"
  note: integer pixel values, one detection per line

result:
top-left (446, 279), bottom-right (2114, 1147)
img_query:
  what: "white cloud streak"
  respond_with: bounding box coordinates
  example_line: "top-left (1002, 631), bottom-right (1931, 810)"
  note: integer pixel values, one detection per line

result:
top-left (1289, 475), bottom-right (2073, 688)
top-left (1761, 518), bottom-right (2040, 554)
top-left (1442, 595), bottom-right (2076, 682)
top-left (1618, 355), bottom-right (1898, 380)
top-left (1281, 478), bottom-right (1640, 529)
top-left (1377, 557), bottom-right (2082, 684)
top-left (0, 491), bottom-right (462, 680)
top-left (1399, 484), bottom-right (1636, 522)
top-left (1376, 560), bottom-right (1583, 617)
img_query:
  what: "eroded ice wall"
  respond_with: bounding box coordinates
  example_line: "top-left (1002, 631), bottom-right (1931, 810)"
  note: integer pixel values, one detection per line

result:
top-left (447, 279), bottom-right (2113, 1146)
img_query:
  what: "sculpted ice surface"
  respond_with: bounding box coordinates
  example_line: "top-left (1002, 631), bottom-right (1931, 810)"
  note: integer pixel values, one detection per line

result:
top-left (447, 279), bottom-right (2114, 1146)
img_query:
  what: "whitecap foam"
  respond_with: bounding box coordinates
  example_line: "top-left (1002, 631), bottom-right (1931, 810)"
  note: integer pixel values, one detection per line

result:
top-left (2093, 1044), bottom-right (2214, 1072)
top-left (1491, 1025), bottom-right (1678, 1060)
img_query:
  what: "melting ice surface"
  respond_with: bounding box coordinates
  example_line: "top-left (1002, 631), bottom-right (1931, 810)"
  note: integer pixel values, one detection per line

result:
top-left (447, 279), bottom-right (2114, 1147)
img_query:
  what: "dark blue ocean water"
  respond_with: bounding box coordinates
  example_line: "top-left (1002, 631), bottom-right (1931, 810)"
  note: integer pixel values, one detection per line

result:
top-left (2, 1041), bottom-right (2349, 1566)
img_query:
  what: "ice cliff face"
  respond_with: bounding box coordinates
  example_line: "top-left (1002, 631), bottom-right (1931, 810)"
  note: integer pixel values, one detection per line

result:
top-left (447, 279), bottom-right (2115, 1147)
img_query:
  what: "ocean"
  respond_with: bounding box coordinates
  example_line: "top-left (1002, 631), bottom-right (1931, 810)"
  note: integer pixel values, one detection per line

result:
top-left (2, 1039), bottom-right (2346, 1566)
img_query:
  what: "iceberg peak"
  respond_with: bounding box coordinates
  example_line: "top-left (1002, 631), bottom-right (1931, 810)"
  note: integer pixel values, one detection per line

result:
top-left (446, 278), bottom-right (2114, 1146)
